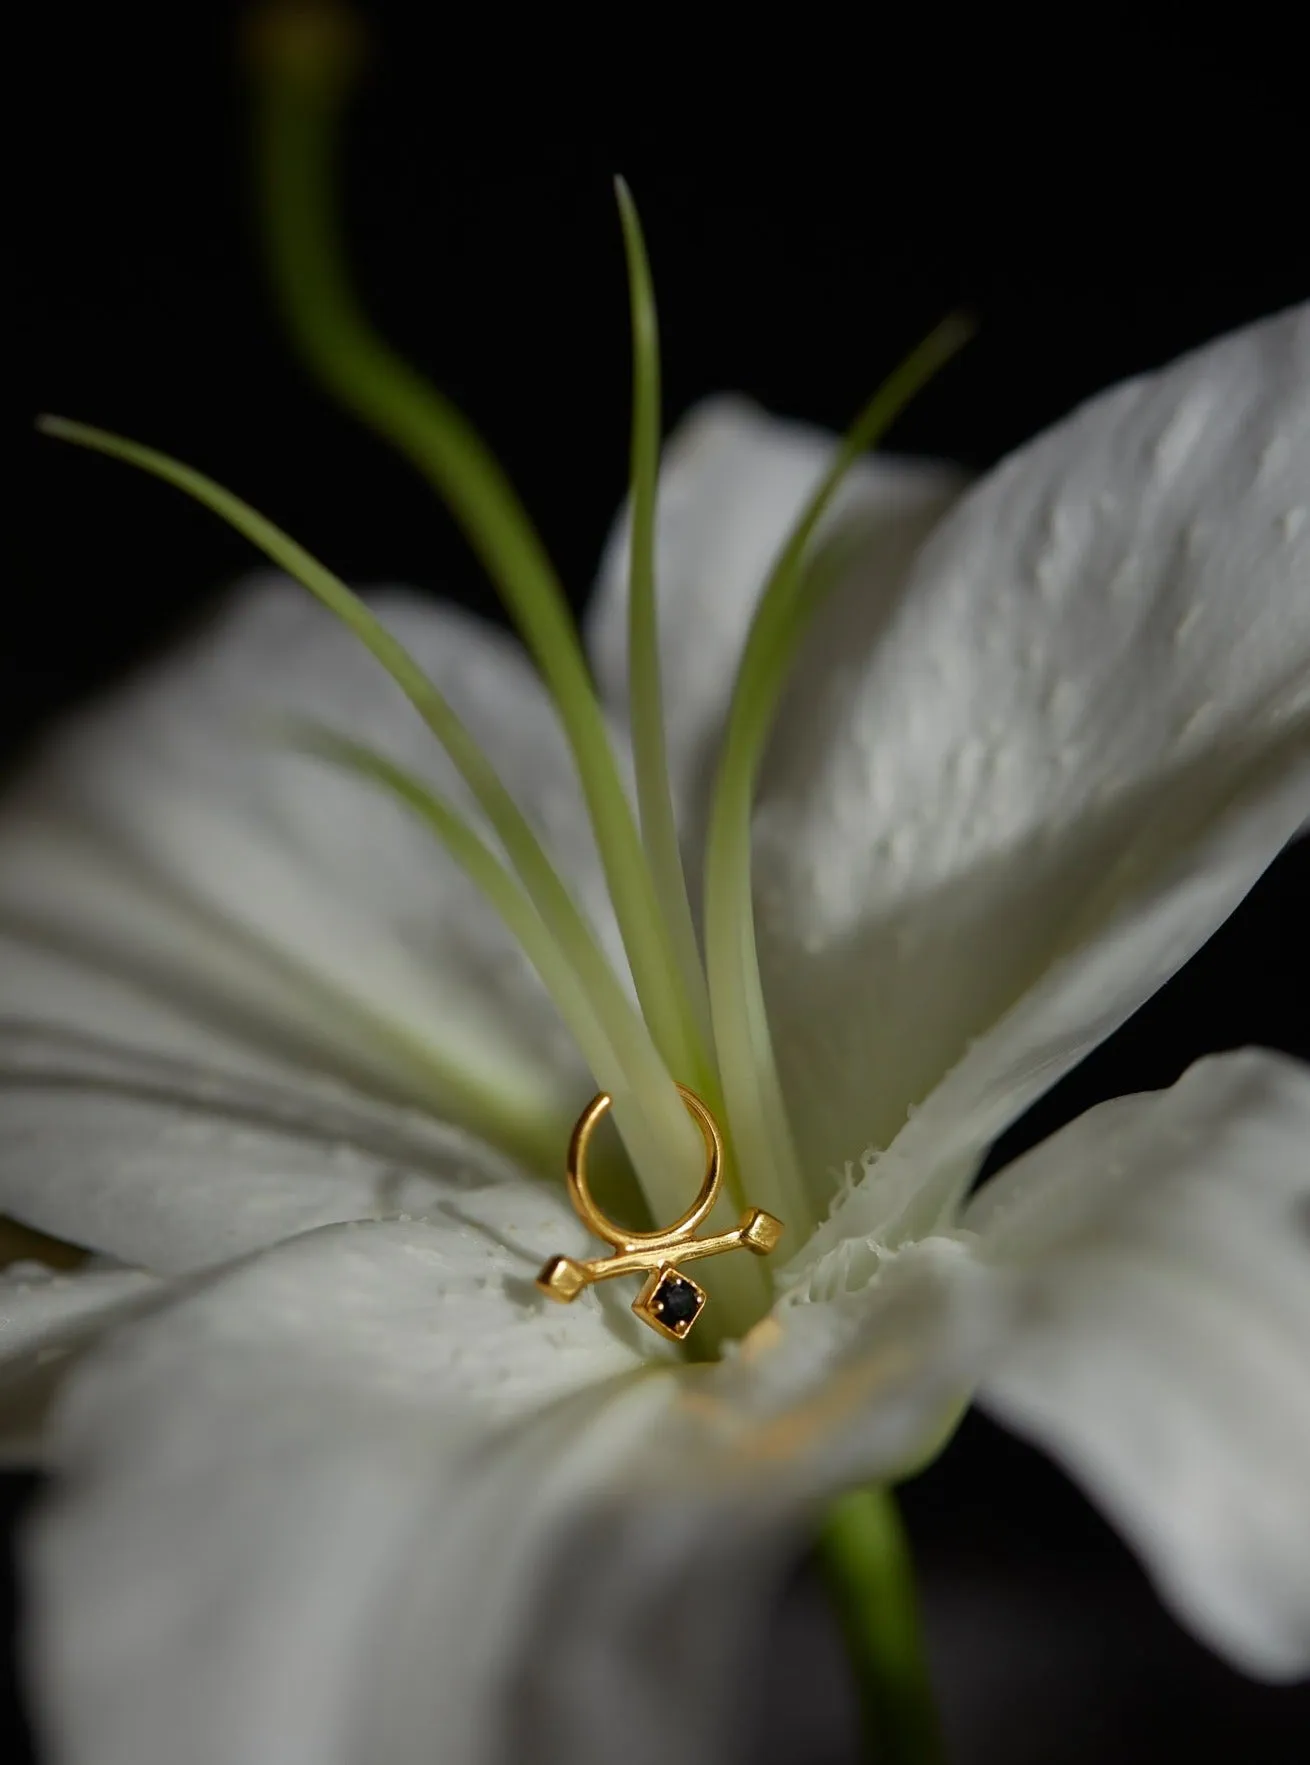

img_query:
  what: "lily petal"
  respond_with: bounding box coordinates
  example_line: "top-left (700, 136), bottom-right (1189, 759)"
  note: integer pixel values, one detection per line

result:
top-left (588, 396), bottom-right (964, 839)
top-left (0, 1024), bottom-right (530, 1273)
top-left (0, 1260), bottom-right (161, 1465)
top-left (0, 1262), bottom-right (159, 1370)
top-left (26, 1194), bottom-right (999, 1765)
top-left (756, 307), bottom-right (1309, 1223)
top-left (970, 1049), bottom-right (1310, 1680)
top-left (28, 1205), bottom-right (660, 1765)
top-left (0, 581), bottom-right (619, 1162)
top-left (26, 1191), bottom-right (774, 1765)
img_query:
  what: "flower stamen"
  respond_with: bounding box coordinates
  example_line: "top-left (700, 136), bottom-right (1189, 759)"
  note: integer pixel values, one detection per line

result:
top-left (249, 10), bottom-right (716, 1118)
top-left (34, 418), bottom-right (700, 1229)
top-left (703, 316), bottom-right (976, 1235)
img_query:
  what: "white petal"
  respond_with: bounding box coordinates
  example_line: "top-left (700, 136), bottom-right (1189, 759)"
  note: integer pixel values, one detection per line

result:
top-left (588, 396), bottom-right (964, 830)
top-left (26, 1206), bottom-right (997, 1763)
top-left (969, 1049), bottom-right (1310, 1679)
top-left (760, 307), bottom-right (1310, 1228)
top-left (0, 1024), bottom-right (532, 1273)
top-left (0, 1262), bottom-right (158, 1369)
top-left (28, 1206), bottom-right (658, 1765)
top-left (511, 1242), bottom-right (1003, 1762)
top-left (0, 580), bottom-right (612, 1154)
top-left (0, 1260), bottom-right (161, 1465)
top-left (712, 1234), bottom-right (1004, 1490)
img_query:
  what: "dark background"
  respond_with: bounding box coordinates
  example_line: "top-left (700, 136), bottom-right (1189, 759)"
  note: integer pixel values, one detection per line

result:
top-left (9, 3), bottom-right (1310, 1760)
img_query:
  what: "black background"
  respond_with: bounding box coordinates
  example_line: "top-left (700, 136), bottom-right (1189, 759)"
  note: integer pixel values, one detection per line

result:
top-left (9, 3), bottom-right (1310, 1760)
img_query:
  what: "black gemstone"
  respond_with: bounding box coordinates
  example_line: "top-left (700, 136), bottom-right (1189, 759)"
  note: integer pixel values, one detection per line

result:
top-left (652, 1273), bottom-right (702, 1329)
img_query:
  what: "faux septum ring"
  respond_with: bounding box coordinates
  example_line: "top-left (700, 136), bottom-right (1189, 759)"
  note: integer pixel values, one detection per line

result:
top-left (536, 1086), bottom-right (784, 1342)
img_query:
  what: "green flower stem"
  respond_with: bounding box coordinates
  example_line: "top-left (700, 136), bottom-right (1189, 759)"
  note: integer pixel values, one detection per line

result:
top-left (820, 1487), bottom-right (945, 1765)
top-left (248, 7), bottom-right (714, 1108)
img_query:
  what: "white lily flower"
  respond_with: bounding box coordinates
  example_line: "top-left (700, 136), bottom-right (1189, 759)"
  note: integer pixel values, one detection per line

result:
top-left (3, 298), bottom-right (1307, 1764)
top-left (5, 18), bottom-right (1309, 1757)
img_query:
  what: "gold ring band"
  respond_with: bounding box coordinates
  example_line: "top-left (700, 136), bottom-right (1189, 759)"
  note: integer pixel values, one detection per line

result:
top-left (566, 1085), bottom-right (723, 1251)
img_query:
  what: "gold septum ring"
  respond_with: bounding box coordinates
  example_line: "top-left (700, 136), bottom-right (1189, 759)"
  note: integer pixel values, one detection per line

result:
top-left (535, 1085), bottom-right (784, 1342)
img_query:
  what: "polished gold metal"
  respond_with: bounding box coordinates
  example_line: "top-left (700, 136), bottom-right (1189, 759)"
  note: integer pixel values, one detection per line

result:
top-left (536, 1086), bottom-right (785, 1342)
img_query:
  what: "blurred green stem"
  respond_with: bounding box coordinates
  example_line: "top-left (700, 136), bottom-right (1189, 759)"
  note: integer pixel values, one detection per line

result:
top-left (819, 1486), bottom-right (946, 1765)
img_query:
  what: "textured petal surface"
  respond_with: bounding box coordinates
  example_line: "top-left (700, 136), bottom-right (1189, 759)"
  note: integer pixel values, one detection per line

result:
top-left (26, 1199), bottom-right (997, 1765)
top-left (0, 1024), bottom-right (531, 1273)
top-left (588, 396), bottom-right (964, 842)
top-left (0, 581), bottom-right (615, 1163)
top-left (0, 1260), bottom-right (162, 1465)
top-left (758, 308), bottom-right (1310, 1235)
top-left (0, 1262), bottom-right (159, 1370)
top-left (29, 1203), bottom-right (662, 1765)
top-left (970, 1049), bottom-right (1310, 1680)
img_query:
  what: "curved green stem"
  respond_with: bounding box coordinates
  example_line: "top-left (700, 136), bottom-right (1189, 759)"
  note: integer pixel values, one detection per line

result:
top-left (279, 722), bottom-right (688, 1189)
top-left (248, 9), bottom-right (713, 1104)
top-left (819, 1487), bottom-right (945, 1765)
top-left (614, 178), bottom-right (716, 1071)
top-left (36, 415), bottom-right (704, 1224)
top-left (703, 316), bottom-right (975, 1234)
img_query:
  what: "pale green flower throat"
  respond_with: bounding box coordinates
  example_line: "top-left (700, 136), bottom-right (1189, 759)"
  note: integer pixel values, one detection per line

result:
top-left (39, 3), bottom-right (969, 1343)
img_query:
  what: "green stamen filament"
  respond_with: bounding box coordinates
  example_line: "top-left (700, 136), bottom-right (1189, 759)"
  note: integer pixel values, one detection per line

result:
top-left (250, 18), bottom-right (714, 1112)
top-left (703, 318), bottom-right (975, 1234)
top-left (614, 179), bottom-right (716, 1074)
top-left (279, 723), bottom-right (685, 1188)
top-left (37, 416), bottom-right (700, 1228)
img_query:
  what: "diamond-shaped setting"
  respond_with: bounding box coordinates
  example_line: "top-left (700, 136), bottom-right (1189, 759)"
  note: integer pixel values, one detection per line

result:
top-left (652, 1273), bottom-right (701, 1328)
top-left (633, 1265), bottom-right (707, 1341)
